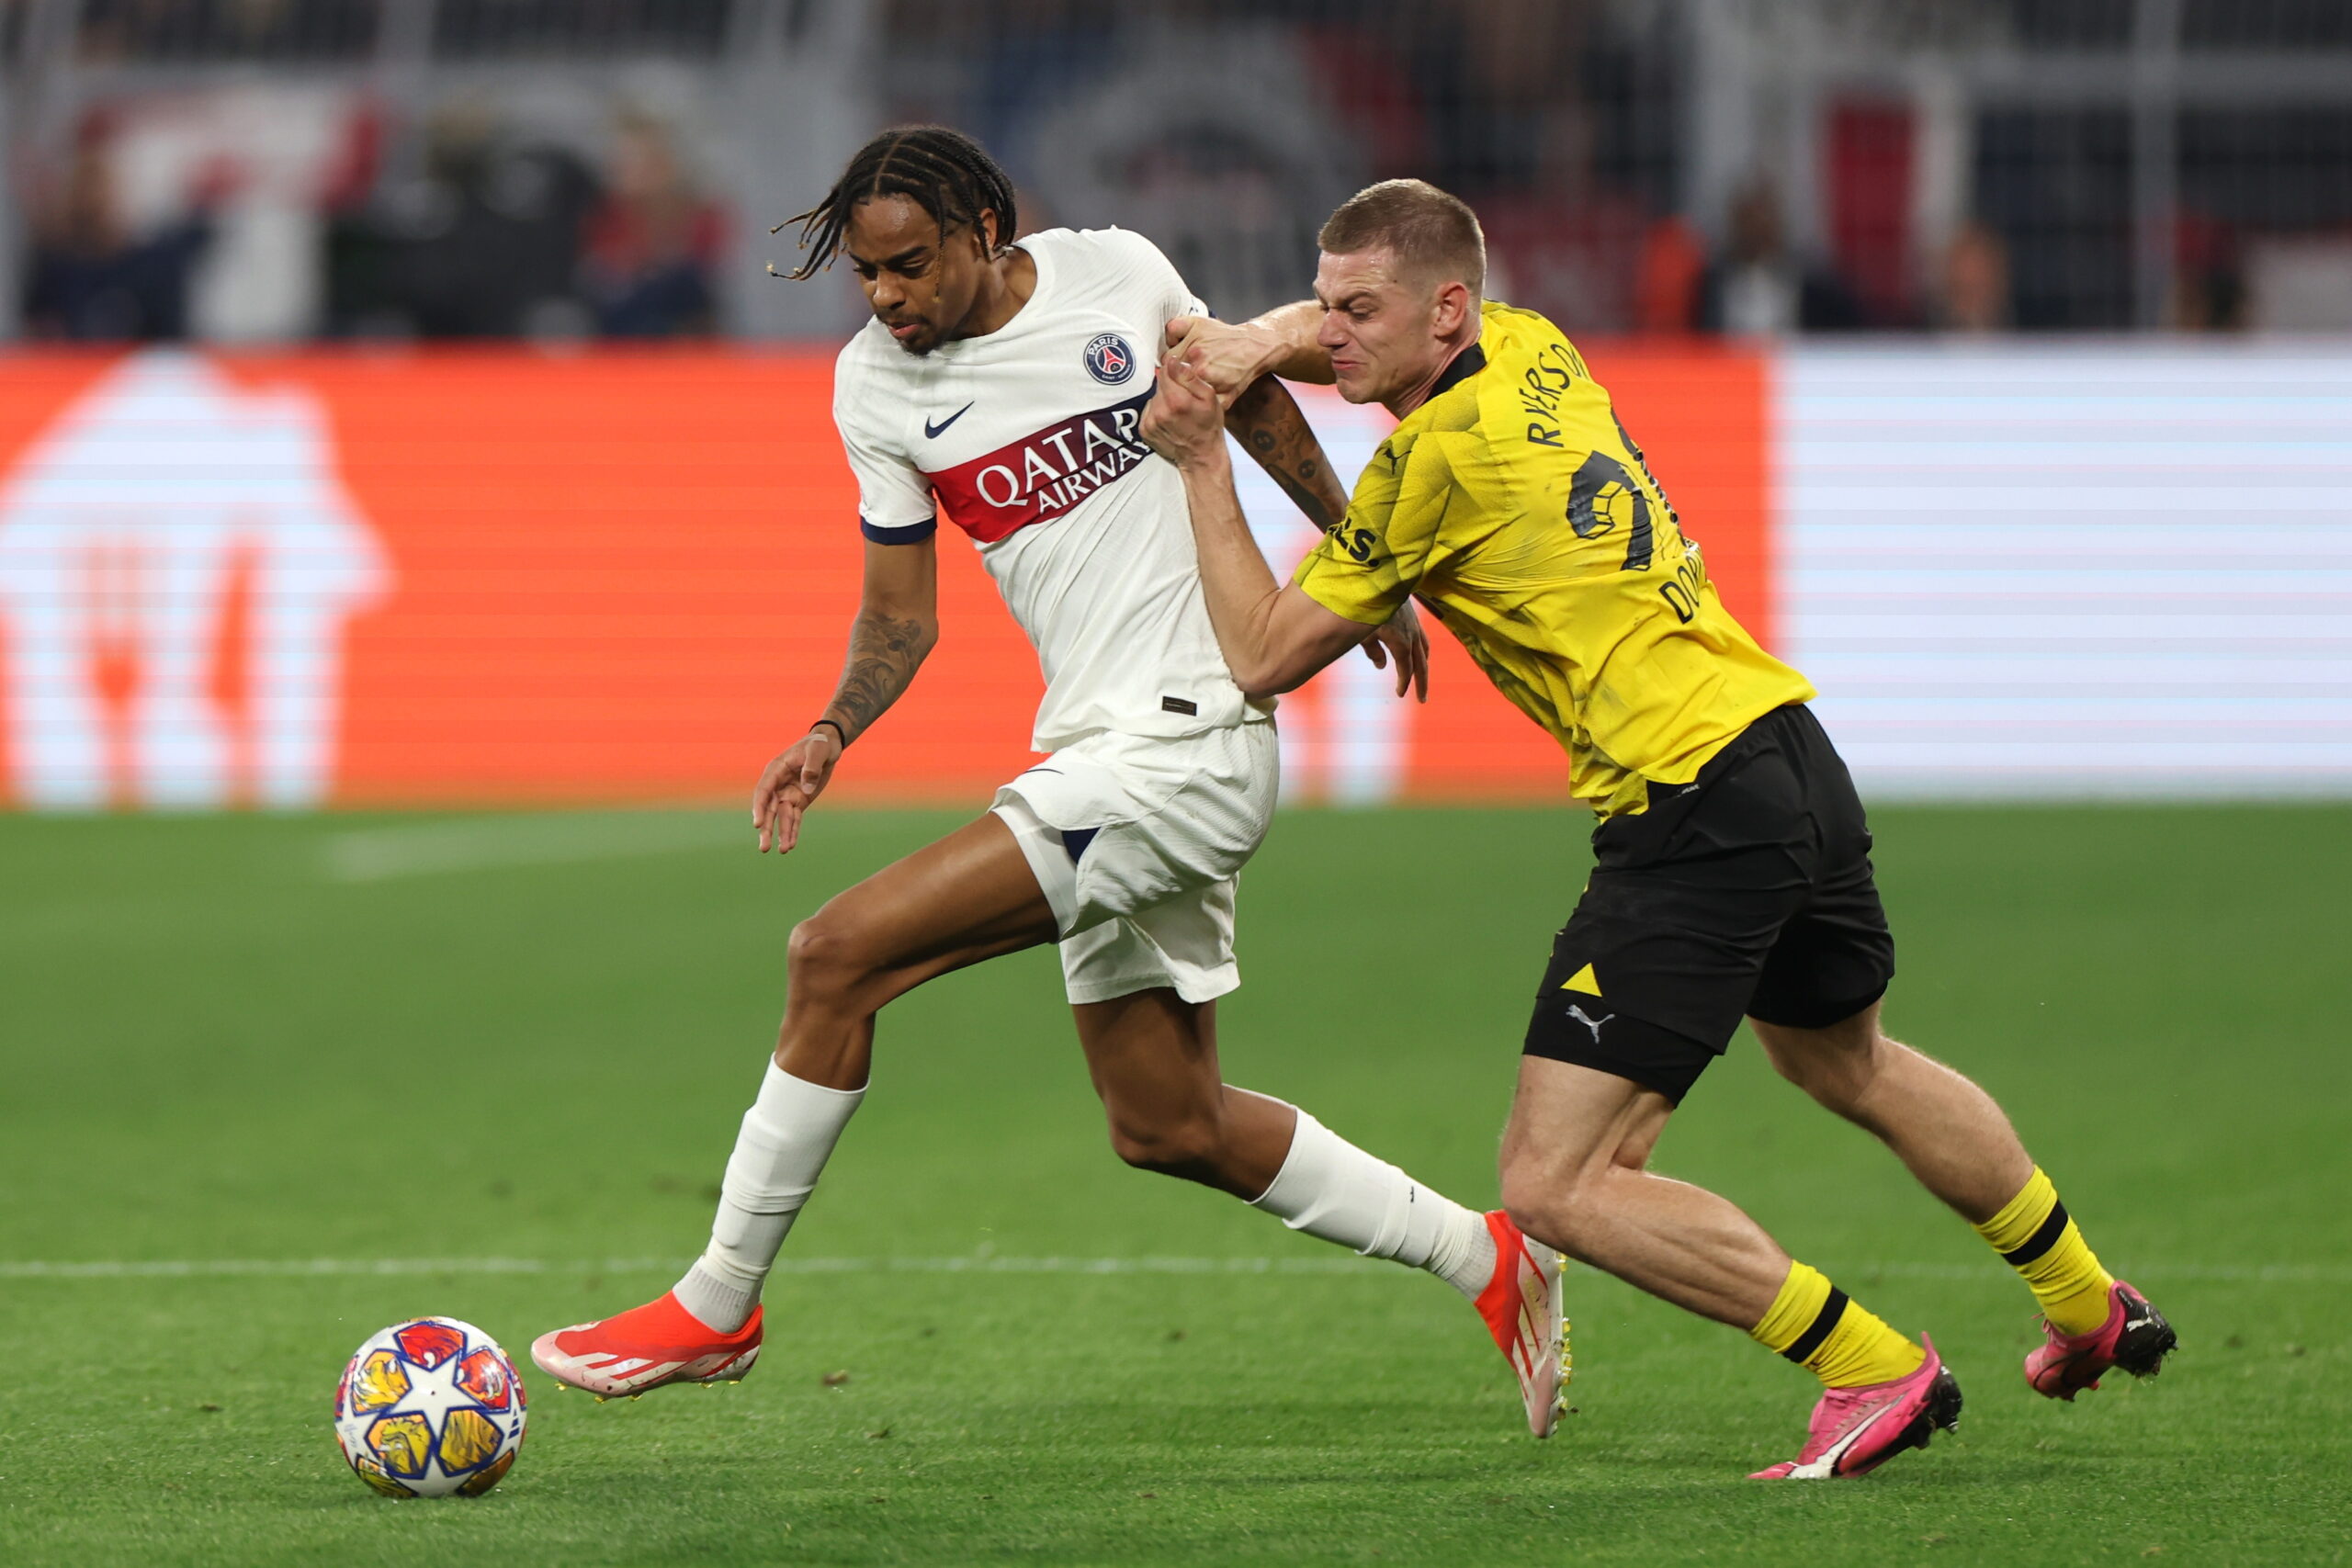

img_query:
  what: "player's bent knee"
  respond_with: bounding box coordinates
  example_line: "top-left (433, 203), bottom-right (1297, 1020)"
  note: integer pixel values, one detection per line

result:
top-left (1104, 1111), bottom-right (1225, 1179)
top-left (1498, 1157), bottom-right (1602, 1258)
top-left (1756, 1030), bottom-right (1833, 1092)
top-left (1757, 1020), bottom-right (1888, 1114)
top-left (785, 908), bottom-right (886, 998)
top-left (1498, 1187), bottom-right (1552, 1248)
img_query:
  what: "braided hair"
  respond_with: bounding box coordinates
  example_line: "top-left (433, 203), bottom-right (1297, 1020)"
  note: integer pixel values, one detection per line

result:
top-left (772, 126), bottom-right (1019, 281)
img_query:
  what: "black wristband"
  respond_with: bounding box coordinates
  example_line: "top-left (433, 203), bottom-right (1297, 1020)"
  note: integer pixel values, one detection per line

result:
top-left (811, 718), bottom-right (849, 749)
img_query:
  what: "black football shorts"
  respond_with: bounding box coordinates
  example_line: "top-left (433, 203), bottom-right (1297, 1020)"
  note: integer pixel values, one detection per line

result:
top-left (1522, 704), bottom-right (1895, 1104)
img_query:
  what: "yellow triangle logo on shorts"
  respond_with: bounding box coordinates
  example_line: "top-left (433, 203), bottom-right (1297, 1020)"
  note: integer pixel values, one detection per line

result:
top-left (1561, 963), bottom-right (1602, 997)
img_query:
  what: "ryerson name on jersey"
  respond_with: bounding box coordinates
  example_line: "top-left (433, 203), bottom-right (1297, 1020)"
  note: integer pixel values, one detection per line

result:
top-left (833, 227), bottom-right (1261, 751)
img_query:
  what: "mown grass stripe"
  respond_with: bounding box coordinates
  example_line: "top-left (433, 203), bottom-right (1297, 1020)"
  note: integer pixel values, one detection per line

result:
top-left (5, 1257), bottom-right (2346, 1281)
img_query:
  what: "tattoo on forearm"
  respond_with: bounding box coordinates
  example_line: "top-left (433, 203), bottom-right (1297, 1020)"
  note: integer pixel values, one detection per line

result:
top-left (826, 610), bottom-right (931, 742)
top-left (1267, 462), bottom-right (1337, 535)
top-left (1228, 378), bottom-right (1350, 535)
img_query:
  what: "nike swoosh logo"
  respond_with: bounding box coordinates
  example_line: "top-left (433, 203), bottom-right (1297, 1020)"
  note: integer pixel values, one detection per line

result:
top-left (924, 402), bottom-right (975, 439)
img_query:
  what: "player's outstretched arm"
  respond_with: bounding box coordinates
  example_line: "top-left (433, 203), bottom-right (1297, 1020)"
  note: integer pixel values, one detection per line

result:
top-left (1220, 375), bottom-right (1427, 701)
top-left (1166, 302), bottom-right (1330, 400)
top-left (1143, 349), bottom-right (1379, 701)
top-left (753, 537), bottom-right (940, 854)
top-left (1224, 373), bottom-right (1349, 531)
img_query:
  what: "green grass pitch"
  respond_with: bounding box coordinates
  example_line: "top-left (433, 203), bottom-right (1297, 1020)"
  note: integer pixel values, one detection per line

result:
top-left (1, 804), bottom-right (2347, 1565)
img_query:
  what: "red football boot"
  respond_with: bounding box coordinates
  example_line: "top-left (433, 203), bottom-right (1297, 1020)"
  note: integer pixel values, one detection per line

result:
top-left (531, 1292), bottom-right (763, 1399)
top-left (1474, 1211), bottom-right (1570, 1438)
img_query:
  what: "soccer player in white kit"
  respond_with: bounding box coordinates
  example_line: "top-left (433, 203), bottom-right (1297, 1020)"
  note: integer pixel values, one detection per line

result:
top-left (532, 127), bottom-right (1567, 1436)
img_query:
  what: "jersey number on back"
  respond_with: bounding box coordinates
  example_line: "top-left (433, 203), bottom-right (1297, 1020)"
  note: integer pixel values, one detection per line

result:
top-left (1565, 415), bottom-right (1707, 623)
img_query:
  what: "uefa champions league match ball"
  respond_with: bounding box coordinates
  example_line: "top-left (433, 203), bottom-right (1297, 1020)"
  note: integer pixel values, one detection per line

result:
top-left (333, 1317), bottom-right (527, 1497)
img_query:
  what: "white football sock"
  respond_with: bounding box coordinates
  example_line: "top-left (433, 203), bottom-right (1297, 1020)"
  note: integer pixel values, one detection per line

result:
top-left (1250, 1108), bottom-right (1496, 1299)
top-left (672, 1061), bottom-right (865, 1333)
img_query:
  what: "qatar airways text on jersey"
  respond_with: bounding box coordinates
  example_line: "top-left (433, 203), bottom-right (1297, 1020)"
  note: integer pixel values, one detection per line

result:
top-left (926, 387), bottom-right (1153, 545)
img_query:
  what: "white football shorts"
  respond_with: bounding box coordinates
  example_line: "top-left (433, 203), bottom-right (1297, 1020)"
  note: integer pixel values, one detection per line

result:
top-left (990, 718), bottom-right (1278, 1006)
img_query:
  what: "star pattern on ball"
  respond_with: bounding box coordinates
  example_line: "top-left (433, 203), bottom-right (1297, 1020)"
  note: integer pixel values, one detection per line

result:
top-left (335, 1319), bottom-right (525, 1498)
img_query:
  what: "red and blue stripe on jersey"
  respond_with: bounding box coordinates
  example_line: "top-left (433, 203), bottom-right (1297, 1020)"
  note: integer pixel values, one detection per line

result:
top-left (919, 386), bottom-right (1158, 545)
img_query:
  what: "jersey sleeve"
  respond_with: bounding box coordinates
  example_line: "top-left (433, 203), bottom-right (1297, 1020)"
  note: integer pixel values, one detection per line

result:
top-left (1091, 227), bottom-right (1211, 326)
top-left (832, 349), bottom-right (937, 544)
top-left (1290, 430), bottom-right (1453, 626)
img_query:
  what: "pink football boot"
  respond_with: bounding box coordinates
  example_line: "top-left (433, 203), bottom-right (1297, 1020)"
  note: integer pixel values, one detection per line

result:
top-left (2025, 1280), bottom-right (2177, 1401)
top-left (1750, 1334), bottom-right (1962, 1480)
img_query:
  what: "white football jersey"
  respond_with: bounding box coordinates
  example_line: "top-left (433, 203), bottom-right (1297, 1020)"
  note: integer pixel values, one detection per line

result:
top-left (832, 227), bottom-right (1262, 752)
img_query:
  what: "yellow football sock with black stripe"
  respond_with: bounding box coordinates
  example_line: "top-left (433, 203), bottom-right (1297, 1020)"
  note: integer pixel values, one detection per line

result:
top-left (1973, 1167), bottom-right (2115, 1337)
top-left (1749, 1261), bottom-right (1925, 1390)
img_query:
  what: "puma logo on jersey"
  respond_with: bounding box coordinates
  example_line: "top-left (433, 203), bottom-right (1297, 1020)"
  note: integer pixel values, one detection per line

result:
top-left (1565, 1004), bottom-right (1614, 1043)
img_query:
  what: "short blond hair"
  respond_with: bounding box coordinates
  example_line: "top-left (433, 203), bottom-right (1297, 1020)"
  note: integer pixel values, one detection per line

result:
top-left (1317, 179), bottom-right (1486, 296)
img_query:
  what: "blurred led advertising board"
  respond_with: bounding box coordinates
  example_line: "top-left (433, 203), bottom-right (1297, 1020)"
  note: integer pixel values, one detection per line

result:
top-left (0, 343), bottom-right (2341, 809)
top-left (1777, 347), bottom-right (2352, 798)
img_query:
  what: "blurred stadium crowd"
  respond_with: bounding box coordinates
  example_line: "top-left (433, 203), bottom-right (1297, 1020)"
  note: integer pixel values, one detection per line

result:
top-left (2, 0), bottom-right (2350, 344)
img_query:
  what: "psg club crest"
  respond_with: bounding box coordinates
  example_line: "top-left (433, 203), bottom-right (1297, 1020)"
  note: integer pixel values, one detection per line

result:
top-left (1083, 333), bottom-right (1136, 385)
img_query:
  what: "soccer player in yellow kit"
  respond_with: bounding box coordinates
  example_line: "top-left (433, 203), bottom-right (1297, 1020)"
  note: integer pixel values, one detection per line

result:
top-left (1140, 179), bottom-right (2177, 1480)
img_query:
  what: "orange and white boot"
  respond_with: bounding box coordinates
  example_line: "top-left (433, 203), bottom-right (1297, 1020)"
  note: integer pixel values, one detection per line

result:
top-left (532, 1292), bottom-right (763, 1399)
top-left (1474, 1211), bottom-right (1570, 1437)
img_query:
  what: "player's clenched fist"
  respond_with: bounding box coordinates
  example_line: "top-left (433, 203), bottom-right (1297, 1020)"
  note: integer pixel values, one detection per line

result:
top-left (1140, 347), bottom-right (1228, 470)
top-left (1163, 315), bottom-right (1283, 403)
top-left (752, 728), bottom-right (842, 854)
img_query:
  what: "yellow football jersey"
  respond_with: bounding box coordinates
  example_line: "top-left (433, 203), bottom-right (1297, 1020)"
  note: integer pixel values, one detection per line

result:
top-left (1293, 301), bottom-right (1815, 818)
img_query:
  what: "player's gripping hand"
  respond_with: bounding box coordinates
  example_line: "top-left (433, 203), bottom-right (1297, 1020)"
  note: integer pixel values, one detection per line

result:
top-left (1152, 345), bottom-right (1430, 702)
top-left (1140, 346), bottom-right (1229, 468)
top-left (1363, 598), bottom-right (1431, 703)
top-left (1163, 316), bottom-right (1281, 404)
top-left (752, 728), bottom-right (843, 854)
